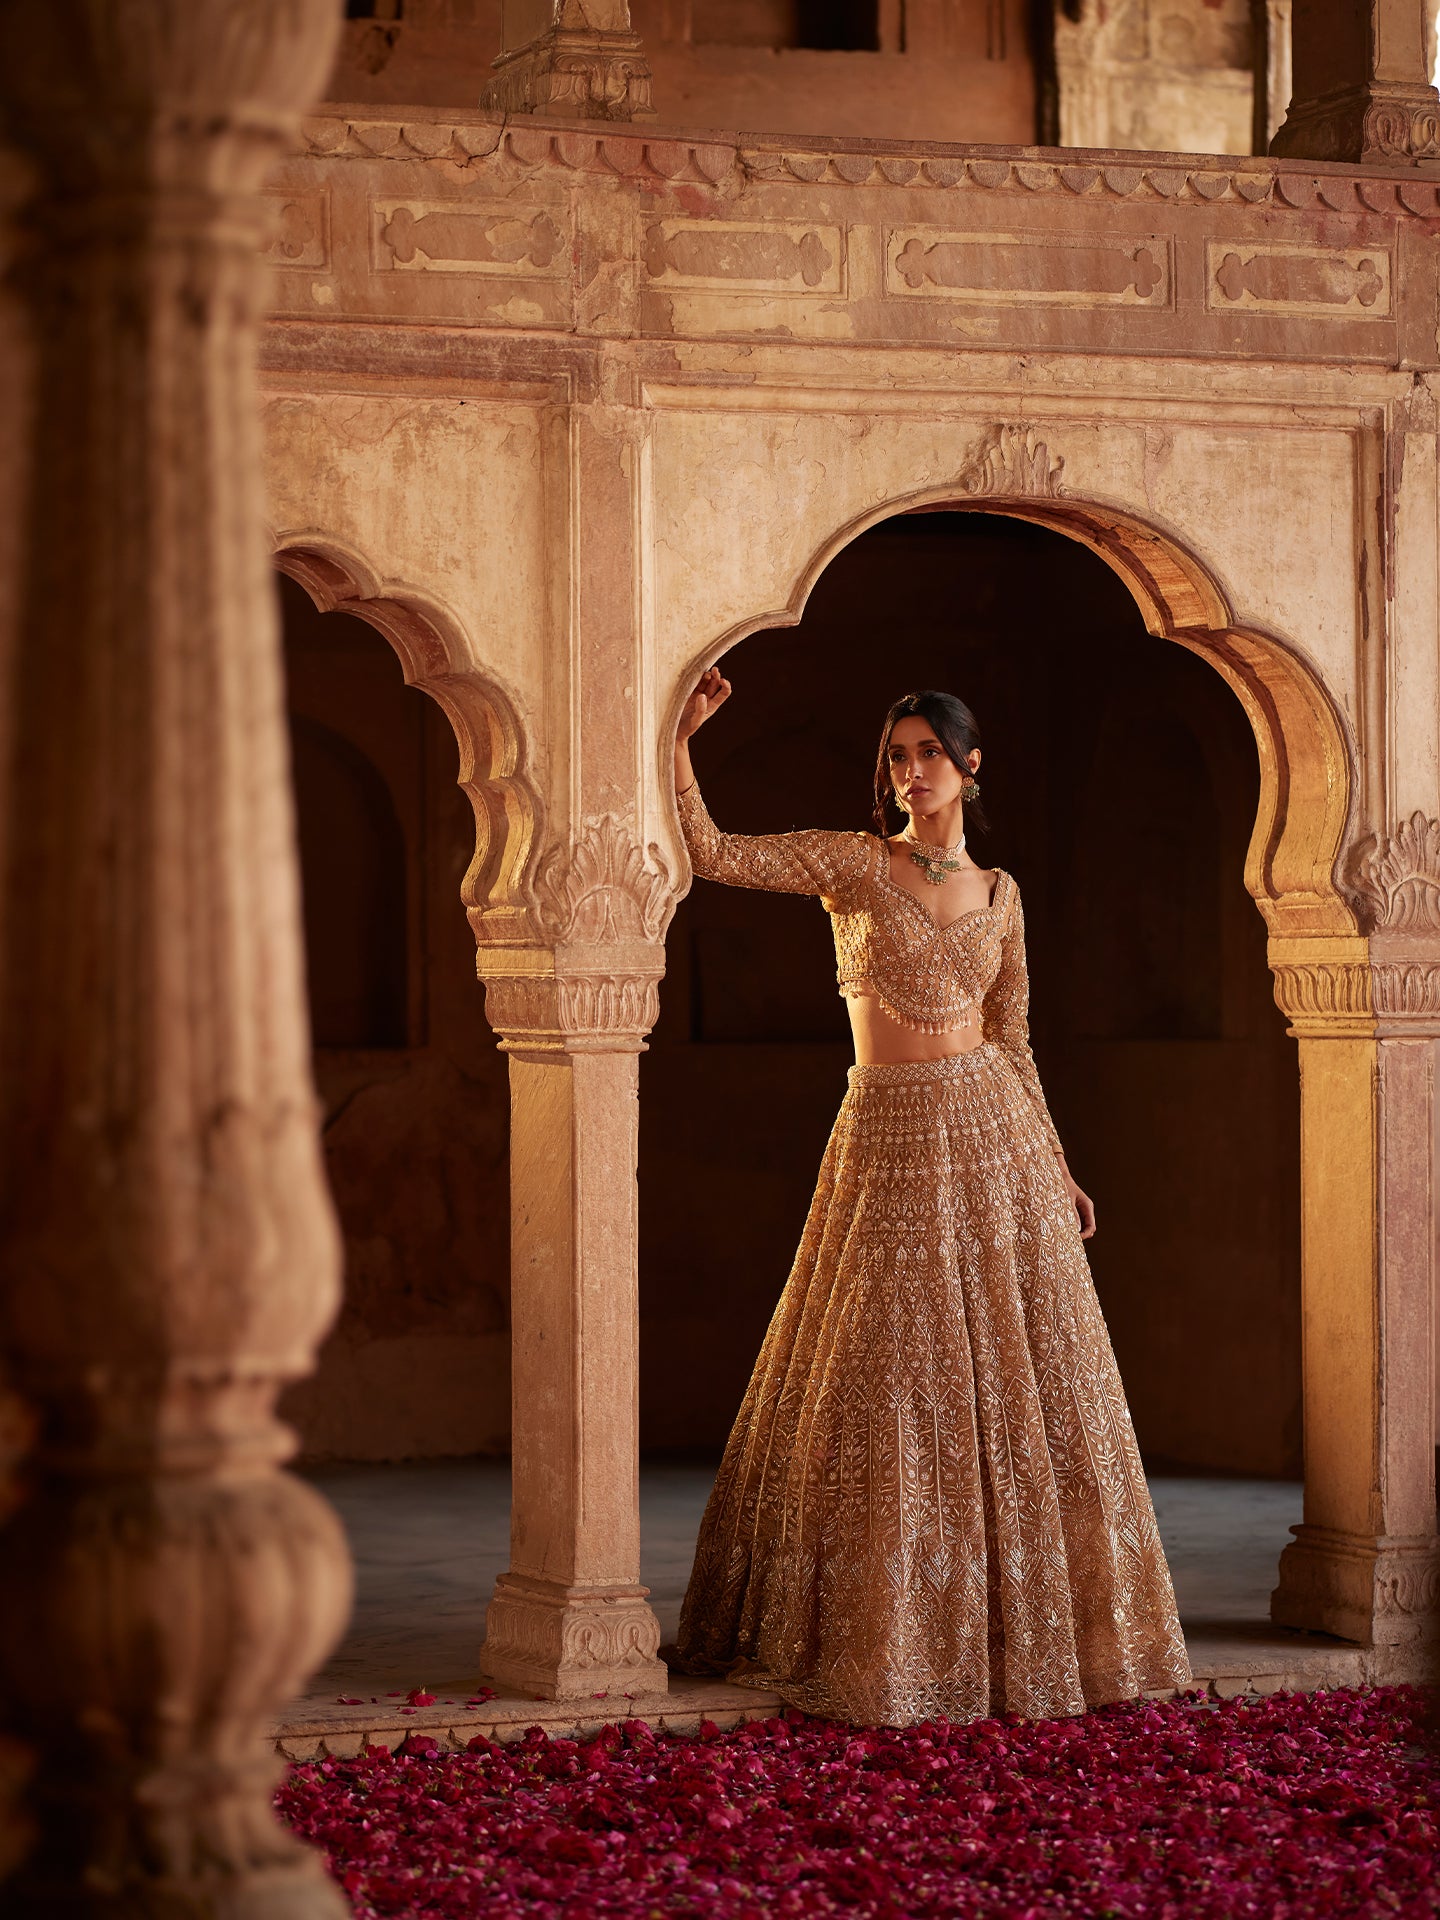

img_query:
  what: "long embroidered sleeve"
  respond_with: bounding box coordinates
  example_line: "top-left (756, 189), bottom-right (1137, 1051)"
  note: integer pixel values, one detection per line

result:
top-left (983, 889), bottom-right (1063, 1153)
top-left (677, 781), bottom-right (872, 905)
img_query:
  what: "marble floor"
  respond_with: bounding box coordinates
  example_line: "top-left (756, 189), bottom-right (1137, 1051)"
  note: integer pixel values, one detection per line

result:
top-left (299, 1460), bottom-right (1310, 1697)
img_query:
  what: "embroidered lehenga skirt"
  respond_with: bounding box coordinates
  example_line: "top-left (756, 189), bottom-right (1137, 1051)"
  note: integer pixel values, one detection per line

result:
top-left (675, 1044), bottom-right (1193, 1727)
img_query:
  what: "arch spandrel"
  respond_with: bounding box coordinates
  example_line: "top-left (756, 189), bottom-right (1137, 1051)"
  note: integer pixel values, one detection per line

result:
top-left (646, 404), bottom-right (1371, 730)
top-left (260, 390), bottom-right (555, 742)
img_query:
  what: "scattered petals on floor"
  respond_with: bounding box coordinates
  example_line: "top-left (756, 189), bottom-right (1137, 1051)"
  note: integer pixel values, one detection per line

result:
top-left (278, 1685), bottom-right (1437, 1917)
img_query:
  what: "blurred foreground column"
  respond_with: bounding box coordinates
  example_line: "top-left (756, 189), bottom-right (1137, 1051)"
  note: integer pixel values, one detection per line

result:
top-left (0, 2), bottom-right (354, 1913)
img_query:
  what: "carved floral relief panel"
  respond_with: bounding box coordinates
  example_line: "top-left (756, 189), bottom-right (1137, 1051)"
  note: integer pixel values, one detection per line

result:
top-left (374, 202), bottom-right (569, 279)
top-left (644, 219), bottom-right (847, 295)
top-left (263, 187), bottom-right (331, 271)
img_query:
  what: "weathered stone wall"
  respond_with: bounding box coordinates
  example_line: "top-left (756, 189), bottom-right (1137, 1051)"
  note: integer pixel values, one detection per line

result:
top-left (1055, 0), bottom-right (1258, 156)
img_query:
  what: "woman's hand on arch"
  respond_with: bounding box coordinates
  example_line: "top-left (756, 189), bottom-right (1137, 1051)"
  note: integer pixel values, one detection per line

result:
top-left (1057, 1156), bottom-right (1096, 1240)
top-left (678, 667), bottom-right (731, 742)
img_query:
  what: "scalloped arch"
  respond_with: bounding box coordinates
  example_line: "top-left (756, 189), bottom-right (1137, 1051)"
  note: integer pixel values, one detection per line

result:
top-left (678, 486), bottom-right (1358, 940)
top-left (273, 532), bottom-right (541, 945)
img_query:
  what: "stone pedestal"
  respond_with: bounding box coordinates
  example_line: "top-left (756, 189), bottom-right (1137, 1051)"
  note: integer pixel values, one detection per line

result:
top-left (0, 2), bottom-right (351, 1911)
top-left (1269, 911), bottom-right (1440, 1646)
top-left (481, 1), bottom-right (654, 121)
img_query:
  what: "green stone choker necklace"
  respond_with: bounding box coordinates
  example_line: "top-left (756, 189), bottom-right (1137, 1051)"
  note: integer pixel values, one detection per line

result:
top-left (902, 830), bottom-right (967, 886)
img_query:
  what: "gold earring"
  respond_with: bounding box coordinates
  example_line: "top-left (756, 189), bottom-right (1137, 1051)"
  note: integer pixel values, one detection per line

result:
top-left (962, 773), bottom-right (980, 802)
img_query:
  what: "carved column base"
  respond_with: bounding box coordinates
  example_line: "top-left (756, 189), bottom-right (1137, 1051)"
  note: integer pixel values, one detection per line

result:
top-left (1271, 82), bottom-right (1440, 166)
top-left (480, 29), bottom-right (655, 121)
top-left (1271, 1525), bottom-right (1440, 1643)
top-left (479, 1572), bottom-right (667, 1698)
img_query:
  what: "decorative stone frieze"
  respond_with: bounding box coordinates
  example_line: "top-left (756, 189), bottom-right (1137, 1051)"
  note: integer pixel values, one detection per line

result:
top-left (288, 112), bottom-right (1440, 217)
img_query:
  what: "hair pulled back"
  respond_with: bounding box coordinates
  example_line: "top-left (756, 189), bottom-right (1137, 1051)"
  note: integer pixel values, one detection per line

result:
top-left (873, 690), bottom-right (988, 838)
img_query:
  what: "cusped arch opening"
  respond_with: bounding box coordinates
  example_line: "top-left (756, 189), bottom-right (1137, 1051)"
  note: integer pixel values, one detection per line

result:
top-left (272, 537), bottom-right (522, 1473)
top-left (678, 488), bottom-right (1358, 943)
top-left (646, 504), bottom-right (1321, 1516)
top-left (275, 535), bottom-right (540, 943)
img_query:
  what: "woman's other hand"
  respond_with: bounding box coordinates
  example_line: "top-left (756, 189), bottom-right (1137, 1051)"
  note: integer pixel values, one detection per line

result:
top-left (1058, 1158), bottom-right (1096, 1240)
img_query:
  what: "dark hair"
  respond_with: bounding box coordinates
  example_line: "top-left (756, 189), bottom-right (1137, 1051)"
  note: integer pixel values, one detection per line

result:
top-left (872, 690), bottom-right (989, 838)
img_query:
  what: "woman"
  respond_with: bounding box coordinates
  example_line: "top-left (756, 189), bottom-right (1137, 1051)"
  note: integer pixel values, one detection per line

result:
top-left (672, 670), bottom-right (1192, 1728)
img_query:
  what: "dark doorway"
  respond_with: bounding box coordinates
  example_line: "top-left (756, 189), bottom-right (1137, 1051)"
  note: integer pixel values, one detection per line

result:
top-left (277, 572), bottom-right (511, 1465)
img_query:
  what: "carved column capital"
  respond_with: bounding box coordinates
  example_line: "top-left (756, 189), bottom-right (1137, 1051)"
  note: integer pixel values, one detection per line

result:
top-left (480, 814), bottom-right (674, 1053)
top-left (0, 0), bottom-right (341, 196)
top-left (481, 28), bottom-right (655, 123)
top-left (1268, 935), bottom-right (1376, 1036)
top-left (1271, 817), bottom-right (1440, 1033)
top-left (481, 947), bottom-right (665, 1055)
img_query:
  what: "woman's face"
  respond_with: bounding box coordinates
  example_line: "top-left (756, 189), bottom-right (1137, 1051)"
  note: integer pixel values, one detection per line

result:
top-left (887, 716), bottom-right (976, 821)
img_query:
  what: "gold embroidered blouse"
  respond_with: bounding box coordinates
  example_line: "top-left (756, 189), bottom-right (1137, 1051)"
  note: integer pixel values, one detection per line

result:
top-left (677, 783), bottom-right (1063, 1152)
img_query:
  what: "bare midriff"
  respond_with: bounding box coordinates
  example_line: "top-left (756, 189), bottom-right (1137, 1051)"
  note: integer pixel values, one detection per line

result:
top-left (844, 987), bottom-right (986, 1066)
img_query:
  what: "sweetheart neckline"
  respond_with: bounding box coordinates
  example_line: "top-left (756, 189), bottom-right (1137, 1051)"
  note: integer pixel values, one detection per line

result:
top-left (870, 847), bottom-right (1008, 935)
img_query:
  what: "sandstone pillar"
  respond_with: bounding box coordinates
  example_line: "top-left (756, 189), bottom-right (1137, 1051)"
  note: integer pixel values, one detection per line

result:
top-left (469, 362), bottom-right (670, 1698)
top-left (1271, 0), bottom-right (1440, 164)
top-left (477, 929), bottom-right (669, 1698)
top-left (1269, 894), bottom-right (1440, 1652)
top-left (480, 0), bottom-right (654, 121)
top-left (0, 2), bottom-right (352, 1912)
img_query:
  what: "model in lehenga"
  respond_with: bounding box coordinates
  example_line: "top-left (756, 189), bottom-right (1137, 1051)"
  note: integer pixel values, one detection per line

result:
top-left (671, 670), bottom-right (1193, 1729)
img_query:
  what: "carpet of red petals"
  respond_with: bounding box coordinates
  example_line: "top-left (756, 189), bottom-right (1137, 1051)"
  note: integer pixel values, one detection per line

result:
top-left (278, 1684), bottom-right (1438, 1919)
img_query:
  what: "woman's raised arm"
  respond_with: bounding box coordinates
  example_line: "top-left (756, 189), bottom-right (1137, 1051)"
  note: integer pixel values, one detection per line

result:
top-left (675, 665), bottom-right (732, 793)
top-left (672, 668), bottom-right (869, 902)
